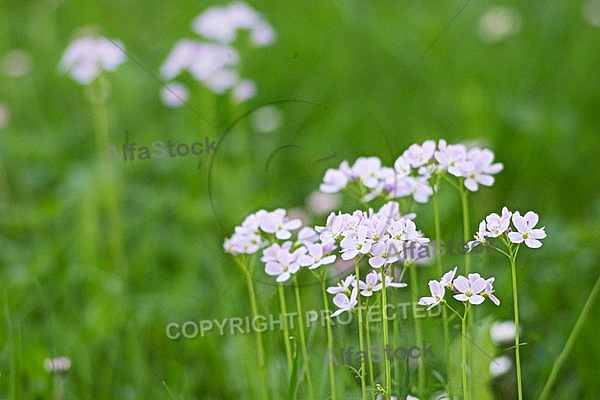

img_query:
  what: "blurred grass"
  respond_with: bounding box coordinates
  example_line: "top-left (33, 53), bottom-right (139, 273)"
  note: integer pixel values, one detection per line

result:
top-left (1, 0), bottom-right (600, 398)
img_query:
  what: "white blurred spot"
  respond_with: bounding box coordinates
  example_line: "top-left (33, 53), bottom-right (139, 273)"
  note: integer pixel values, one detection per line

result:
top-left (161, 82), bottom-right (189, 107)
top-left (490, 320), bottom-right (517, 345)
top-left (44, 356), bottom-right (72, 373)
top-left (490, 355), bottom-right (512, 377)
top-left (251, 105), bottom-right (282, 133)
top-left (192, 2), bottom-right (275, 46)
top-left (203, 68), bottom-right (239, 93)
top-left (232, 79), bottom-right (256, 102)
top-left (251, 21), bottom-right (276, 46)
top-left (2, 49), bottom-right (32, 77)
top-left (478, 7), bottom-right (522, 42)
top-left (58, 35), bottom-right (126, 85)
top-left (307, 191), bottom-right (341, 214)
top-left (582, 0), bottom-right (600, 27)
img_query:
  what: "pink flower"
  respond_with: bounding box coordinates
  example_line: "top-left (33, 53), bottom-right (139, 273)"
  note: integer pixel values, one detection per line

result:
top-left (508, 211), bottom-right (547, 248)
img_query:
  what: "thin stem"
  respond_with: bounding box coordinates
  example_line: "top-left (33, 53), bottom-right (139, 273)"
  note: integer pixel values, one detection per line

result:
top-left (320, 275), bottom-right (337, 400)
top-left (293, 277), bottom-right (314, 400)
top-left (433, 184), bottom-right (452, 397)
top-left (244, 260), bottom-right (270, 399)
top-left (461, 305), bottom-right (469, 400)
top-left (52, 375), bottom-right (65, 400)
top-left (509, 248), bottom-right (523, 400)
top-left (537, 272), bottom-right (600, 400)
top-left (278, 285), bottom-right (293, 379)
top-left (409, 262), bottom-right (425, 394)
top-left (459, 183), bottom-right (473, 399)
top-left (392, 278), bottom-right (402, 397)
top-left (365, 303), bottom-right (375, 392)
top-left (355, 260), bottom-right (368, 400)
top-left (381, 268), bottom-right (392, 399)
top-left (459, 184), bottom-right (471, 274)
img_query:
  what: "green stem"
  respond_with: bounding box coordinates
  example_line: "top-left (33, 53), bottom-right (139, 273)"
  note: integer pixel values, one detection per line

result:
top-left (393, 286), bottom-right (401, 397)
top-left (381, 268), bottom-right (392, 399)
top-left (365, 304), bottom-right (375, 394)
top-left (409, 262), bottom-right (424, 395)
top-left (459, 183), bottom-right (473, 399)
top-left (52, 375), bottom-right (65, 400)
top-left (459, 184), bottom-right (471, 274)
top-left (355, 260), bottom-right (368, 400)
top-left (509, 248), bottom-right (523, 400)
top-left (278, 285), bottom-right (293, 379)
top-left (293, 277), bottom-right (314, 400)
top-left (320, 276), bottom-right (337, 400)
top-left (242, 258), bottom-right (270, 399)
top-left (537, 272), bottom-right (600, 400)
top-left (461, 306), bottom-right (469, 400)
top-left (433, 185), bottom-right (452, 397)
top-left (91, 76), bottom-right (123, 275)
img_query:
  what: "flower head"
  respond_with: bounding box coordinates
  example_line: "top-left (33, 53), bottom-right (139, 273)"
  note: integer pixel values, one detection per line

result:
top-left (264, 248), bottom-right (301, 282)
top-left (59, 35), bottom-right (126, 85)
top-left (508, 211), bottom-right (547, 248)
top-left (331, 286), bottom-right (358, 317)
top-left (453, 273), bottom-right (488, 305)
top-left (418, 280), bottom-right (446, 310)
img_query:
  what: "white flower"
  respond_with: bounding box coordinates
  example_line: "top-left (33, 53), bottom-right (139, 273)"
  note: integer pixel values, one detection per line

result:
top-left (298, 243), bottom-right (336, 270)
top-left (161, 40), bottom-right (239, 82)
top-left (259, 209), bottom-right (302, 240)
top-left (191, 2), bottom-right (275, 46)
top-left (223, 231), bottom-right (263, 255)
top-left (453, 273), bottom-right (487, 305)
top-left (265, 248), bottom-right (301, 282)
top-left (340, 226), bottom-right (373, 260)
top-left (351, 157), bottom-right (382, 189)
top-left (463, 147), bottom-right (503, 191)
top-left (232, 79), bottom-right (256, 102)
top-left (327, 274), bottom-right (356, 295)
top-left (418, 280), bottom-right (445, 310)
top-left (490, 321), bottom-right (517, 345)
top-left (261, 242), bottom-right (292, 263)
top-left (434, 139), bottom-right (472, 177)
top-left (331, 286), bottom-right (358, 317)
top-left (368, 240), bottom-right (399, 268)
top-left (485, 206), bottom-right (512, 237)
top-left (59, 35), bottom-right (126, 85)
top-left (358, 271), bottom-right (382, 296)
top-left (508, 211), bottom-right (547, 248)
top-left (467, 220), bottom-right (489, 252)
top-left (320, 167), bottom-right (349, 193)
top-left (440, 267), bottom-right (457, 287)
top-left (402, 140), bottom-right (436, 168)
top-left (384, 275), bottom-right (407, 289)
top-left (490, 355), bottom-right (512, 377)
top-left (44, 357), bottom-right (71, 373)
top-left (161, 82), bottom-right (189, 107)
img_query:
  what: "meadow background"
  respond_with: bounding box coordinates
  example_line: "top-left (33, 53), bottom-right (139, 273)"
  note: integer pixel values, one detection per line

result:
top-left (1, 0), bottom-right (600, 398)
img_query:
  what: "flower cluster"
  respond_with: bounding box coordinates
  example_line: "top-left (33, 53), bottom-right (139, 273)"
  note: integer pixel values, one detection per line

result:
top-left (59, 35), bottom-right (126, 85)
top-left (223, 208), bottom-right (338, 282)
top-left (316, 201), bottom-right (428, 266)
top-left (468, 207), bottom-right (547, 251)
top-left (320, 139), bottom-right (503, 203)
top-left (223, 208), bottom-right (302, 255)
top-left (418, 267), bottom-right (500, 310)
top-left (160, 1), bottom-right (275, 106)
top-left (327, 271), bottom-right (407, 317)
top-left (319, 201), bottom-right (427, 315)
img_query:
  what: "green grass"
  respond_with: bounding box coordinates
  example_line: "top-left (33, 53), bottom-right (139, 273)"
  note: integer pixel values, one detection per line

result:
top-left (1, 0), bottom-right (600, 398)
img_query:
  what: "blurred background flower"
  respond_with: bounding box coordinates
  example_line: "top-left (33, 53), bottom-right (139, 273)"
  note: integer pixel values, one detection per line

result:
top-left (160, 1), bottom-right (275, 106)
